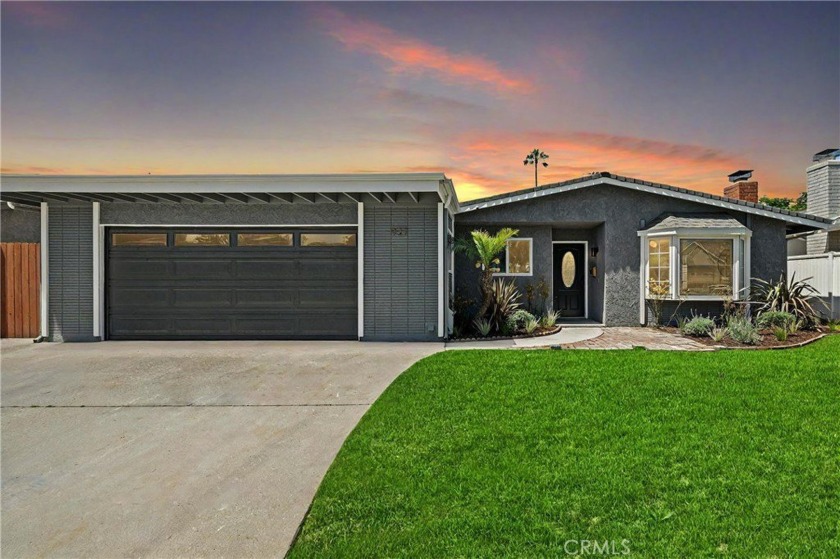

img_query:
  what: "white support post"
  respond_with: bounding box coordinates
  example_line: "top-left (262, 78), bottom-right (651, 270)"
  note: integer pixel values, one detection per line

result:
top-left (638, 235), bottom-right (646, 325)
top-left (92, 202), bottom-right (102, 339)
top-left (828, 252), bottom-right (836, 318)
top-left (39, 202), bottom-right (49, 338)
top-left (437, 203), bottom-right (444, 337)
top-left (357, 202), bottom-right (364, 339)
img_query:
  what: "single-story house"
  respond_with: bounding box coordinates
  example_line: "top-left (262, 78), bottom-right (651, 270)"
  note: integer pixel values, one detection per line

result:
top-left (0, 170), bottom-right (830, 341)
top-left (454, 172), bottom-right (830, 326)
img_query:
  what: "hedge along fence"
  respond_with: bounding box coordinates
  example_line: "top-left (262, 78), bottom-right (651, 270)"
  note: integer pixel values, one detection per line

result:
top-left (1, 242), bottom-right (40, 338)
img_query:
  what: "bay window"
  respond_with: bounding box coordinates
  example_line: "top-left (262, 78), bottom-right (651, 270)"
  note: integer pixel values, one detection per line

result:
top-left (647, 238), bottom-right (670, 294)
top-left (679, 239), bottom-right (733, 296)
top-left (640, 228), bottom-right (750, 301)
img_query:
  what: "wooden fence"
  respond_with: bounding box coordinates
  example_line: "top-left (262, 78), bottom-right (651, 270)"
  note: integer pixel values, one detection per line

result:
top-left (1, 242), bottom-right (40, 338)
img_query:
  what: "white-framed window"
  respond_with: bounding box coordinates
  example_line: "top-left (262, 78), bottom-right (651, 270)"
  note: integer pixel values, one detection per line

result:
top-left (679, 238), bottom-right (733, 296)
top-left (496, 237), bottom-right (533, 276)
top-left (640, 229), bottom-right (750, 301)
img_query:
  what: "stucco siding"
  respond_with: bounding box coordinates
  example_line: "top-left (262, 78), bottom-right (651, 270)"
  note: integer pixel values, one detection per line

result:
top-left (48, 204), bottom-right (95, 341)
top-left (1, 207), bottom-right (40, 243)
top-left (364, 205), bottom-right (439, 340)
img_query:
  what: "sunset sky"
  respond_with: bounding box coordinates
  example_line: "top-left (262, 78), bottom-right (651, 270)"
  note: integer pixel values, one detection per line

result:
top-left (2, 2), bottom-right (838, 201)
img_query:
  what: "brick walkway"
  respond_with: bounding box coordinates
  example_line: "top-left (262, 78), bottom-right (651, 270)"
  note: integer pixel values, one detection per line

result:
top-left (563, 327), bottom-right (711, 351)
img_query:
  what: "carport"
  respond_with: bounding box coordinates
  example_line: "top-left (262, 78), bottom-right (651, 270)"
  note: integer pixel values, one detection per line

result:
top-left (0, 174), bottom-right (458, 342)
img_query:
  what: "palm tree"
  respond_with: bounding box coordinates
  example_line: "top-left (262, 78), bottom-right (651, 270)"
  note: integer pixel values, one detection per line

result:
top-left (456, 228), bottom-right (519, 319)
top-left (523, 148), bottom-right (549, 188)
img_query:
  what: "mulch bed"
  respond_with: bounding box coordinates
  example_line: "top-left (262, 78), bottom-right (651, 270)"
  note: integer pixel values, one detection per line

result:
top-left (663, 327), bottom-right (827, 349)
top-left (449, 325), bottom-right (562, 343)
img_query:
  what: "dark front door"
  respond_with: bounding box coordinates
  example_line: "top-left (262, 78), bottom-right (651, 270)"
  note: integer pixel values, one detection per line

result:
top-left (106, 228), bottom-right (358, 340)
top-left (553, 243), bottom-right (585, 317)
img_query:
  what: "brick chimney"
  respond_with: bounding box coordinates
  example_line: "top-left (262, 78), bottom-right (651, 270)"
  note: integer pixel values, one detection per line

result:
top-left (724, 170), bottom-right (758, 202)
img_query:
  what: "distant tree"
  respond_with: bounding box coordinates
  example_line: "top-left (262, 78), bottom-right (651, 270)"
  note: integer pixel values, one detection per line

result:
top-left (792, 192), bottom-right (807, 211)
top-left (759, 192), bottom-right (807, 211)
top-left (523, 149), bottom-right (549, 188)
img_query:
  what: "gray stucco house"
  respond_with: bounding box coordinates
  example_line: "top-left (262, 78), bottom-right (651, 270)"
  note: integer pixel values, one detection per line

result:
top-left (0, 169), bottom-right (830, 341)
top-left (455, 172), bottom-right (829, 326)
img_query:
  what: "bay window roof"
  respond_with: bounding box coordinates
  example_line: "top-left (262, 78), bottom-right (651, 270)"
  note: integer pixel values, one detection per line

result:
top-left (642, 213), bottom-right (745, 233)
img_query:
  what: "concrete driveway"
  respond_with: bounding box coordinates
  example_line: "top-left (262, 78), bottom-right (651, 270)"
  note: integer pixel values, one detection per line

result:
top-left (1, 339), bottom-right (441, 558)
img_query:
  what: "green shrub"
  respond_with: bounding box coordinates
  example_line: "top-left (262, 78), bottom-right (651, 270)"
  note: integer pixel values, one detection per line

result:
top-left (709, 327), bottom-right (728, 343)
top-left (728, 317), bottom-right (761, 345)
top-left (505, 309), bottom-right (535, 333)
top-left (680, 316), bottom-right (715, 337)
top-left (540, 310), bottom-right (560, 329)
top-left (773, 327), bottom-right (788, 342)
top-left (472, 318), bottom-right (492, 337)
top-left (787, 318), bottom-right (803, 335)
top-left (752, 273), bottom-right (826, 327)
top-left (756, 310), bottom-right (796, 330)
top-left (488, 279), bottom-right (522, 332)
top-left (523, 317), bottom-right (540, 335)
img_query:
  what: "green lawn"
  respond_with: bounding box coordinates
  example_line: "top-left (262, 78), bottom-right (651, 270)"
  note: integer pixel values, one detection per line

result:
top-left (290, 337), bottom-right (840, 558)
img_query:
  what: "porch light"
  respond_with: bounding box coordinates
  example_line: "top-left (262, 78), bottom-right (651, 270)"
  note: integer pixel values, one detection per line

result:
top-left (590, 246), bottom-right (599, 258)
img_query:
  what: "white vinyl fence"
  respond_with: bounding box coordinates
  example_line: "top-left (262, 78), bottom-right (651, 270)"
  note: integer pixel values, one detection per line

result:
top-left (787, 252), bottom-right (840, 319)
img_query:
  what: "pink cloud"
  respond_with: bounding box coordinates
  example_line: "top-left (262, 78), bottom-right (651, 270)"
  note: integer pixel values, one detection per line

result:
top-left (313, 6), bottom-right (535, 95)
top-left (3, 2), bottom-right (73, 29)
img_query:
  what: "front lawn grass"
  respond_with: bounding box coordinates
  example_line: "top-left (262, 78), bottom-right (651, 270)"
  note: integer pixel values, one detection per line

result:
top-left (289, 338), bottom-right (840, 558)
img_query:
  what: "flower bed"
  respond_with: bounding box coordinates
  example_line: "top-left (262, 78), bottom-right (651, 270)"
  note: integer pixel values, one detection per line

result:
top-left (666, 327), bottom-right (828, 349)
top-left (448, 325), bottom-right (561, 343)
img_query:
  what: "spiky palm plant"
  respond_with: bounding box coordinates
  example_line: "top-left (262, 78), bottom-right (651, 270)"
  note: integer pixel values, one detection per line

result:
top-left (523, 148), bottom-right (549, 188)
top-left (488, 278), bottom-right (522, 331)
top-left (751, 273), bottom-right (826, 326)
top-left (455, 228), bottom-right (518, 319)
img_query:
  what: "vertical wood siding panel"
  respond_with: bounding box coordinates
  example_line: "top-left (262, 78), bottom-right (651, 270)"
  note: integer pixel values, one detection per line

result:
top-left (0, 243), bottom-right (40, 338)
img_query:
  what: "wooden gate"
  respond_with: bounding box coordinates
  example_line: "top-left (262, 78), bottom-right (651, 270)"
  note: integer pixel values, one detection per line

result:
top-left (1, 242), bottom-right (40, 338)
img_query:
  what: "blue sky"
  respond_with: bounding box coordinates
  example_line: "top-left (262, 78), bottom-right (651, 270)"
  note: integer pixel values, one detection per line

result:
top-left (2, 2), bottom-right (838, 200)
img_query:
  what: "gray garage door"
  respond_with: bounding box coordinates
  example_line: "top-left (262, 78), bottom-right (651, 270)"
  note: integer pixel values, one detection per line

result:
top-left (106, 228), bottom-right (357, 340)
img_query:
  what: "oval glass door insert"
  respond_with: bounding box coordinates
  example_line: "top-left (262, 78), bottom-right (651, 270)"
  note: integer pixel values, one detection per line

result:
top-left (561, 251), bottom-right (576, 288)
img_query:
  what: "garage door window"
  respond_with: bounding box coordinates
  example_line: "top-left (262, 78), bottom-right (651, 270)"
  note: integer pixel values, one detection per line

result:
top-left (111, 233), bottom-right (168, 247)
top-left (174, 233), bottom-right (230, 246)
top-left (300, 233), bottom-right (356, 247)
top-left (237, 233), bottom-right (293, 246)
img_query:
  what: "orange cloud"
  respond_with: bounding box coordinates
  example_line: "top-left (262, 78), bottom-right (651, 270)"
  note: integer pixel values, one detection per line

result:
top-left (313, 6), bottom-right (535, 95)
top-left (447, 130), bottom-right (754, 201)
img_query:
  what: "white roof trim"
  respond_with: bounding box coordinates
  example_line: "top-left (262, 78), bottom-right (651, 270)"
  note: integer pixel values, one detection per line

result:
top-left (1, 173), bottom-right (446, 193)
top-left (459, 176), bottom-right (828, 229)
top-left (638, 227), bottom-right (751, 237)
top-left (2, 173), bottom-right (459, 213)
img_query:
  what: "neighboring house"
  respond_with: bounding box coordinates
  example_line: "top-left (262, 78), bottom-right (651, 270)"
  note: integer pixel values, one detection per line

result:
top-left (787, 149), bottom-right (840, 318)
top-left (455, 171), bottom-right (829, 326)
top-left (0, 167), bottom-right (831, 342)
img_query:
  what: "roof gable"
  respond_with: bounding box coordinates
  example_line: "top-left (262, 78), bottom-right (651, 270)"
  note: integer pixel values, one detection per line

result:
top-left (458, 171), bottom-right (829, 230)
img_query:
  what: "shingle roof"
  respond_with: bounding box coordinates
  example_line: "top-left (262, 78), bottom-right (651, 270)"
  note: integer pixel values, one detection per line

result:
top-left (460, 171), bottom-right (832, 225)
top-left (642, 213), bottom-right (745, 231)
